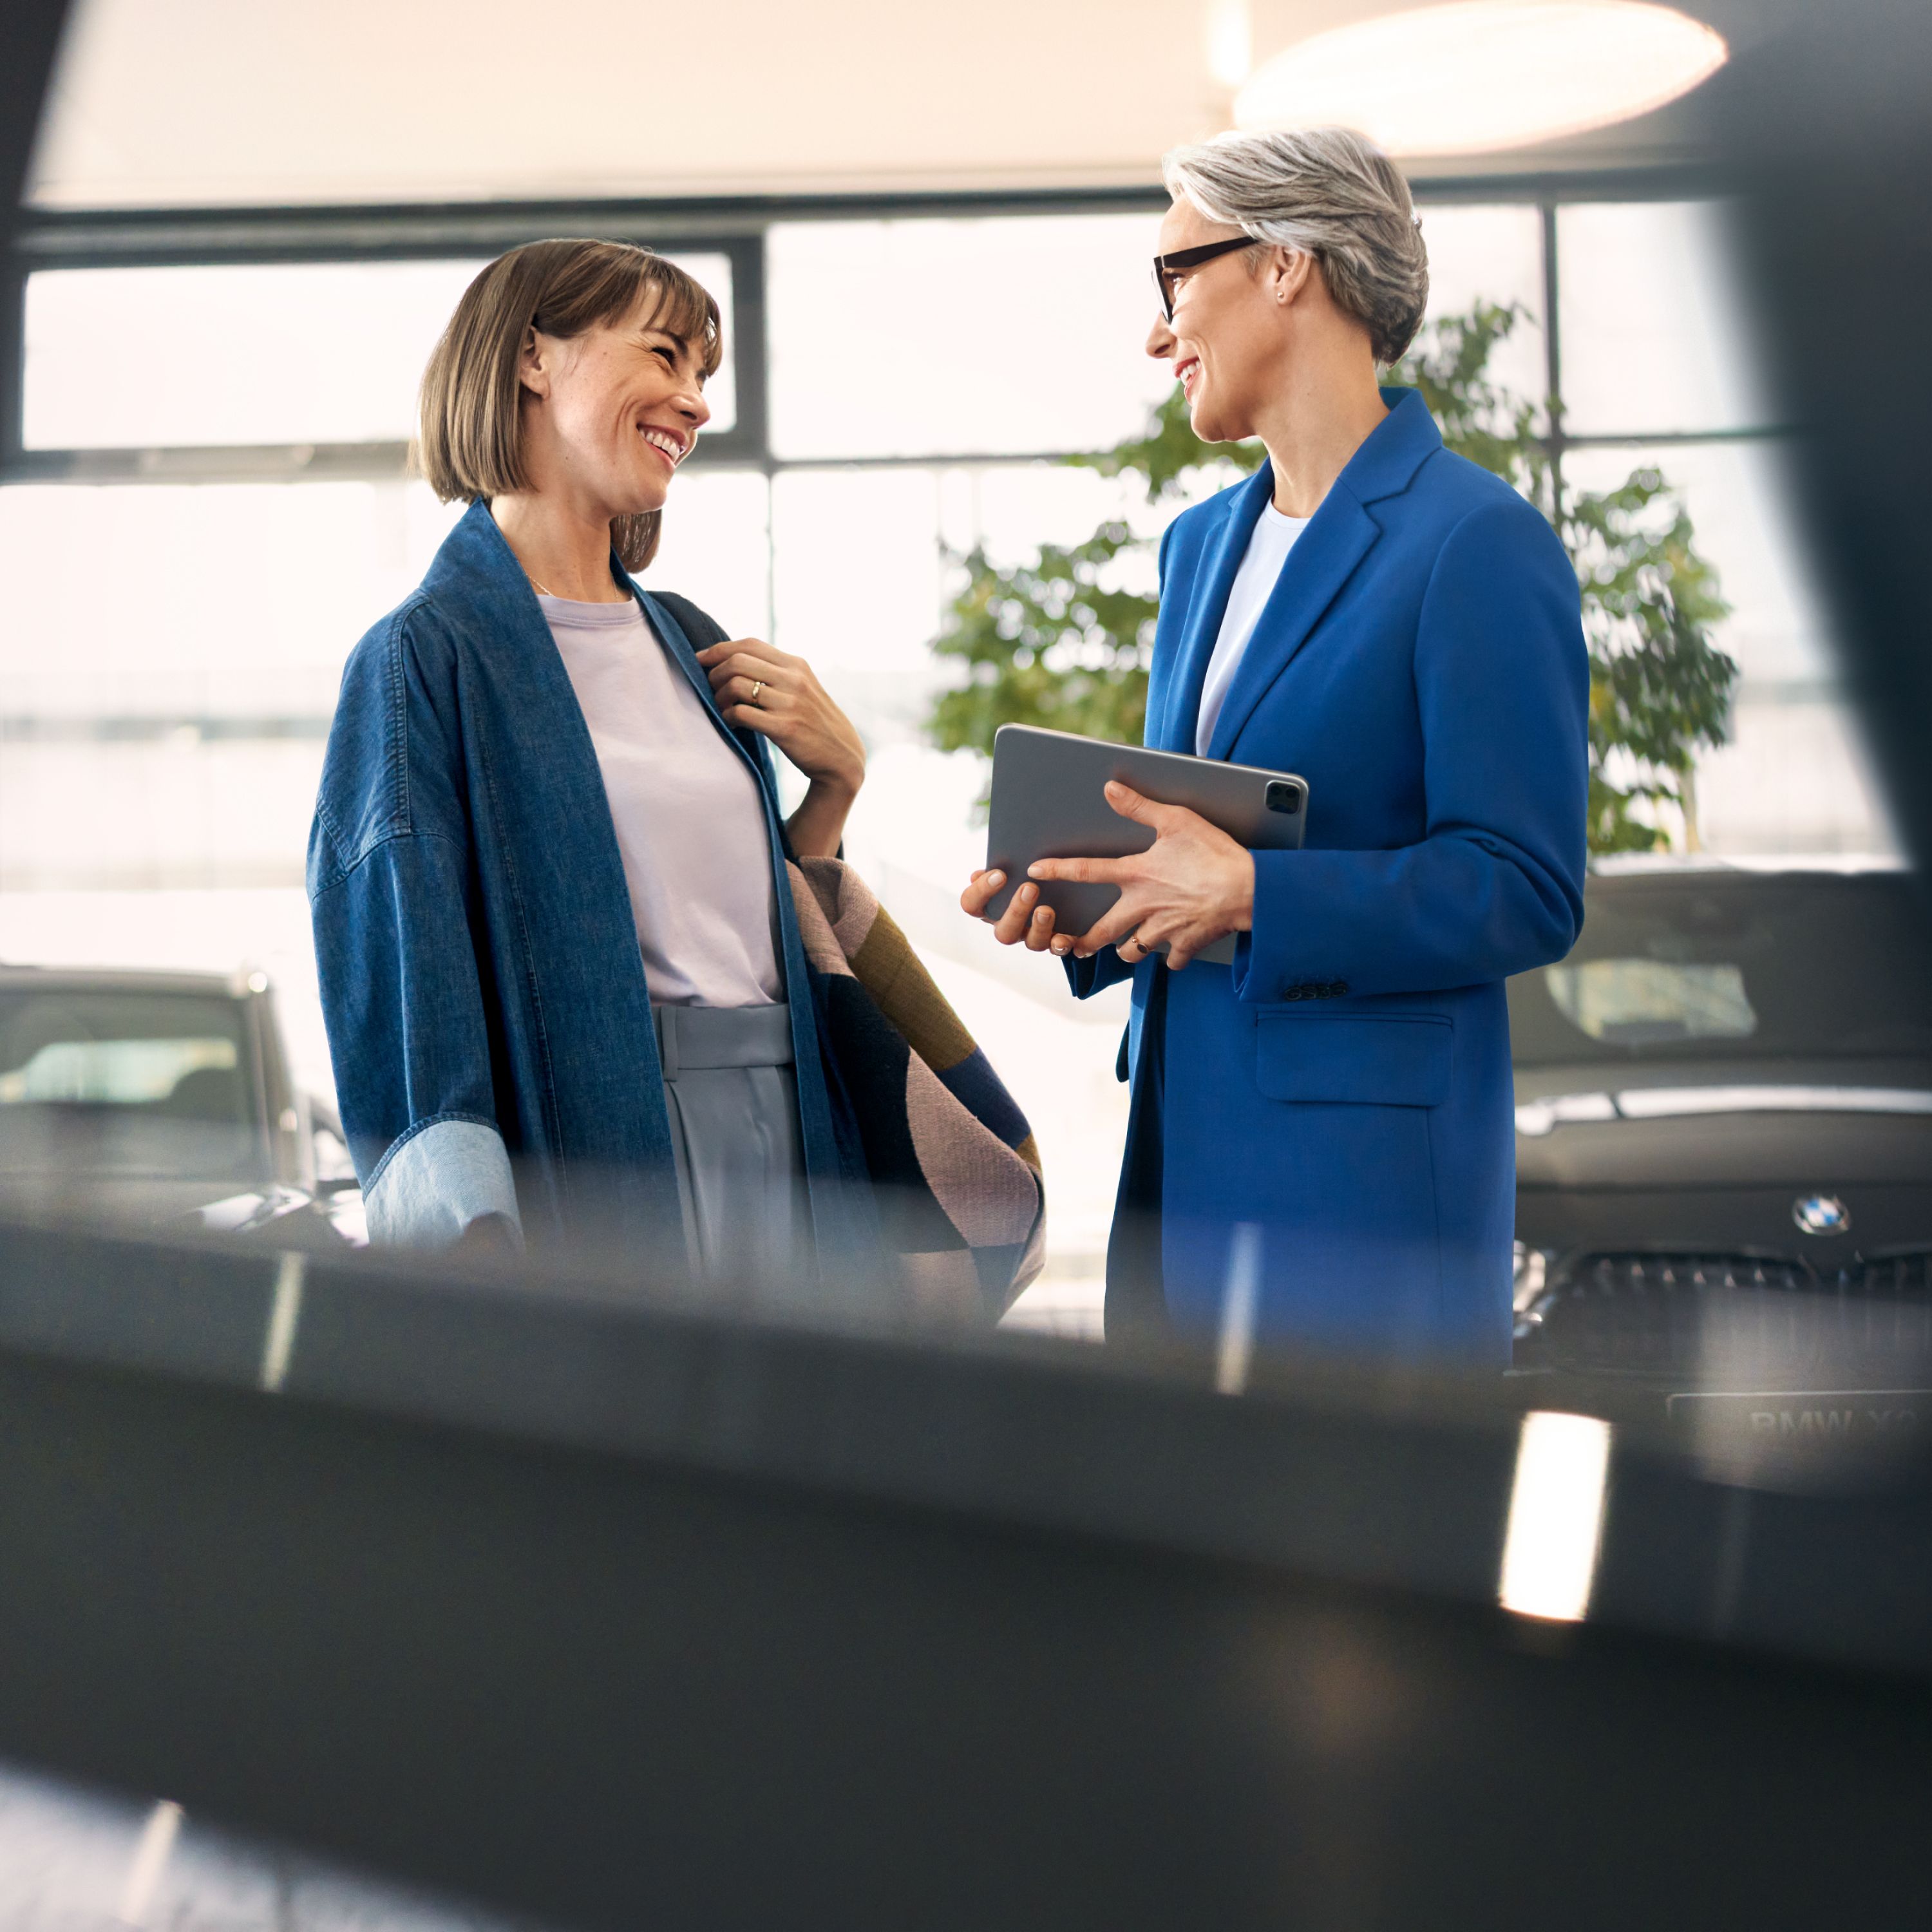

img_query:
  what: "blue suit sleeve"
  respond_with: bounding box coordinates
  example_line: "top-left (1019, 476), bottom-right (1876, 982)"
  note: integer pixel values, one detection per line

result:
top-left (308, 611), bottom-right (520, 1248)
top-left (1235, 497), bottom-right (1588, 1001)
top-left (1064, 949), bottom-right (1135, 999)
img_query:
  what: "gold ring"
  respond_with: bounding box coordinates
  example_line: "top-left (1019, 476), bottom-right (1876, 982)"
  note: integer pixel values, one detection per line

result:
top-left (748, 679), bottom-right (766, 705)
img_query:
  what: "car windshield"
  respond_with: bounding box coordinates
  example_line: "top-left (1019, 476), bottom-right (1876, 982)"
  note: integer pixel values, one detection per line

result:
top-left (0, 988), bottom-right (261, 1180)
top-left (1508, 873), bottom-right (1932, 1066)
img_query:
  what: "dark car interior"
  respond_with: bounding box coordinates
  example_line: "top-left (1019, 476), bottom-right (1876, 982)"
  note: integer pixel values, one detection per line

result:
top-left (1511, 870), bottom-right (1932, 1066)
top-left (0, 989), bottom-right (260, 1180)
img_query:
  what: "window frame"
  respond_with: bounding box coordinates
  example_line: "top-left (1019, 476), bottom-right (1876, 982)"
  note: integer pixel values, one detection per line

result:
top-left (0, 209), bottom-right (771, 478)
top-left (1, 164), bottom-right (1782, 493)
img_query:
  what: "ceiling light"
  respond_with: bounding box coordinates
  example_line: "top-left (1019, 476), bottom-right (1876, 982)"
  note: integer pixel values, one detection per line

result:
top-left (1233, 1), bottom-right (1728, 156)
top-left (1205, 0), bottom-right (1254, 89)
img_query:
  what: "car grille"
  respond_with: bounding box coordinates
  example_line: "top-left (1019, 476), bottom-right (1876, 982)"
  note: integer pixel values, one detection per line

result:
top-left (1859, 1251), bottom-right (1932, 1293)
top-left (1522, 1251), bottom-right (1932, 1377)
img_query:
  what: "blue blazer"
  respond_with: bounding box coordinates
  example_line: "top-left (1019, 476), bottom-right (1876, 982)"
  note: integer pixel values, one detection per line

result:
top-left (308, 500), bottom-right (875, 1280)
top-left (1072, 389), bottom-right (1588, 1363)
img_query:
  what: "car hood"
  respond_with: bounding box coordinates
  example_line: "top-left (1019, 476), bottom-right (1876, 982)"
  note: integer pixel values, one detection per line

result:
top-left (1513, 1059), bottom-right (1932, 1260)
top-left (1514, 1059), bottom-right (1932, 1190)
top-left (0, 1173), bottom-right (352, 1242)
top-left (0, 1171), bottom-right (265, 1223)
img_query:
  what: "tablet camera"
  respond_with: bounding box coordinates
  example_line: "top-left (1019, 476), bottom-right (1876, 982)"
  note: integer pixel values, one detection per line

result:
top-left (1265, 781), bottom-right (1302, 815)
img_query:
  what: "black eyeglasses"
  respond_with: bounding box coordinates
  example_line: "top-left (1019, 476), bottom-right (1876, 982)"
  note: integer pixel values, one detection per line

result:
top-left (1151, 236), bottom-right (1261, 322)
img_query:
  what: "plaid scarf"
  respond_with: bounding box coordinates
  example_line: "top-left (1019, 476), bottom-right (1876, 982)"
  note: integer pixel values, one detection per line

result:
top-left (788, 857), bottom-right (1045, 1319)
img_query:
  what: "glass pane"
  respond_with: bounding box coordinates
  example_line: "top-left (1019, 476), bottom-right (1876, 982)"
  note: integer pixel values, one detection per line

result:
top-left (0, 477), bottom-right (457, 1109)
top-left (1511, 875), bottom-right (1932, 1065)
top-left (1556, 201), bottom-right (1769, 435)
top-left (1544, 960), bottom-right (1757, 1046)
top-left (1562, 439), bottom-right (1894, 855)
top-left (23, 251), bottom-right (734, 448)
top-left (1696, 697), bottom-right (1897, 857)
top-left (1563, 439), bottom-right (1832, 682)
top-left (772, 466), bottom-right (945, 694)
top-left (645, 467), bottom-right (772, 639)
top-left (768, 214), bottom-right (1172, 460)
top-left (0, 479), bottom-right (459, 717)
top-left (770, 205), bottom-right (1544, 464)
top-left (971, 460), bottom-right (1164, 566)
top-left (0, 988), bottom-right (257, 1179)
top-left (1415, 202), bottom-right (1546, 412)
top-left (0, 994), bottom-right (244, 1104)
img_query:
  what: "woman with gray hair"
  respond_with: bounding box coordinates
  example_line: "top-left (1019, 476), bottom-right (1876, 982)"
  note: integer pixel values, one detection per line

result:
top-left (963, 127), bottom-right (1589, 1364)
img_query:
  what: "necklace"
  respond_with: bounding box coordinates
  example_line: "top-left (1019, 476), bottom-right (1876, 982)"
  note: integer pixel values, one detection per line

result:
top-left (510, 551), bottom-right (554, 597)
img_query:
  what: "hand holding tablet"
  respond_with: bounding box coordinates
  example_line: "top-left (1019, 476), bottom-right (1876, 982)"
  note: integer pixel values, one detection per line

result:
top-left (961, 725), bottom-right (1309, 970)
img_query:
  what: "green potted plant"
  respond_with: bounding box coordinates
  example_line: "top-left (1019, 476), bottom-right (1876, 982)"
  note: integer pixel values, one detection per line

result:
top-left (927, 302), bottom-right (1734, 855)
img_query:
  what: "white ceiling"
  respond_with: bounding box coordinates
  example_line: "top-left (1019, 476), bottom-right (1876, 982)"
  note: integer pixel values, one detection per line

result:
top-left (27, 0), bottom-right (1753, 210)
top-left (31, 0), bottom-right (1210, 207)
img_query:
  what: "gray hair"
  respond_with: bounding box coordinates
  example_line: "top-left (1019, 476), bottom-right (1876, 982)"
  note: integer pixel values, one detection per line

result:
top-left (1161, 127), bottom-right (1429, 366)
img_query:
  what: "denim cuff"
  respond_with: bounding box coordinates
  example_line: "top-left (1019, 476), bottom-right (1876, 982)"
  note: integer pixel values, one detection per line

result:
top-left (364, 1117), bottom-right (522, 1249)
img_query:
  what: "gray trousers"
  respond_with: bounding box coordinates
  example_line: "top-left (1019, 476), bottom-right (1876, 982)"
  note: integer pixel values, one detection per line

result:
top-left (653, 1003), bottom-right (808, 1286)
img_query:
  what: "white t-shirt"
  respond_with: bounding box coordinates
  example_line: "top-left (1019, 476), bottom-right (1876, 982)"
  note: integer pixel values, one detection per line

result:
top-left (540, 594), bottom-right (782, 1009)
top-left (1195, 502), bottom-right (1312, 755)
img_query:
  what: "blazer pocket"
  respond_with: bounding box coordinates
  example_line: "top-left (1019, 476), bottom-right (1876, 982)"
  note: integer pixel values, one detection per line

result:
top-left (1255, 1013), bottom-right (1452, 1108)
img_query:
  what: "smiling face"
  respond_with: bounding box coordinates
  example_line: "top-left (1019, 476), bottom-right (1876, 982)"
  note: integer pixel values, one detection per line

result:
top-left (517, 286), bottom-right (711, 522)
top-left (1146, 198), bottom-right (1291, 446)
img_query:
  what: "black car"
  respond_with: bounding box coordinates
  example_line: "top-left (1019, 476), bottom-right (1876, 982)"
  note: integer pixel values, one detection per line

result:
top-left (1509, 862), bottom-right (1932, 1435)
top-left (0, 963), bottom-right (361, 1247)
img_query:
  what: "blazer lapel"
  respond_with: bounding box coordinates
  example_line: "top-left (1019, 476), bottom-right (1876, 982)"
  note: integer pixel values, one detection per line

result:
top-left (1201, 388), bottom-right (1445, 760)
top-left (1205, 492), bottom-right (1381, 760)
top-left (1155, 467), bottom-right (1272, 753)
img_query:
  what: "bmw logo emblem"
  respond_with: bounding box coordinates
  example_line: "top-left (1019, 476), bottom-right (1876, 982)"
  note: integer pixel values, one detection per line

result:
top-left (1793, 1194), bottom-right (1852, 1236)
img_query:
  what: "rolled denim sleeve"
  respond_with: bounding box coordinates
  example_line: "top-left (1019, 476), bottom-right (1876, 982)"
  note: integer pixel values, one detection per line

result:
top-left (361, 1116), bottom-right (518, 1247)
top-left (308, 605), bottom-right (522, 1250)
top-left (309, 831), bottom-right (520, 1248)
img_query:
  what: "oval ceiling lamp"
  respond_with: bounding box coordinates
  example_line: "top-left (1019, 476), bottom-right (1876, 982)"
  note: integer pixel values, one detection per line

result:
top-left (1232, 1), bottom-right (1728, 156)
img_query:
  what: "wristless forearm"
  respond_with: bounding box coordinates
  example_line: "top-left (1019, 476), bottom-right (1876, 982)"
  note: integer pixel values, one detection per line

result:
top-left (786, 775), bottom-right (860, 860)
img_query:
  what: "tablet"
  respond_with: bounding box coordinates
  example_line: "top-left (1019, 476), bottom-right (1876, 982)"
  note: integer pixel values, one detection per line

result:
top-left (981, 724), bottom-right (1309, 967)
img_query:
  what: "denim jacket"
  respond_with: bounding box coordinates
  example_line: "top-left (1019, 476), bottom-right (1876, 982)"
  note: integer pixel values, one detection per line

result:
top-left (308, 499), bottom-right (873, 1280)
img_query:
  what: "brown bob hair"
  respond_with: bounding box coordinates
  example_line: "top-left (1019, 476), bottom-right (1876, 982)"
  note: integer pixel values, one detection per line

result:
top-left (416, 239), bottom-right (723, 572)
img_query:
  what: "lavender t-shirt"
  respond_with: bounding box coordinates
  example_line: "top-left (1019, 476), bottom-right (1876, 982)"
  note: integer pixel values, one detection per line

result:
top-left (539, 594), bottom-right (781, 1009)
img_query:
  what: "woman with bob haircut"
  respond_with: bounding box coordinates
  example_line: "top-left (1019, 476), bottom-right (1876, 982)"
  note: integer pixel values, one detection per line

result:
top-left (310, 238), bottom-right (873, 1281)
top-left (963, 128), bottom-right (1589, 1363)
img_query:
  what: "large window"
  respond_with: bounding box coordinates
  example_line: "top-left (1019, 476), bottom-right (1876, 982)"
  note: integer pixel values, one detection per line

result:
top-left (1547, 201), bottom-right (1890, 856)
top-left (0, 185), bottom-right (1889, 1306)
top-left (20, 251), bottom-right (739, 451)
